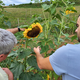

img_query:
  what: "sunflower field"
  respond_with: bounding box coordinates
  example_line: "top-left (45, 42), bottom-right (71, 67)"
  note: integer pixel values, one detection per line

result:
top-left (0, 0), bottom-right (78, 80)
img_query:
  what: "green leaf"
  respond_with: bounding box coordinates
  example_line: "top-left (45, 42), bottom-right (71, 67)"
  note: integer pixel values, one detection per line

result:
top-left (3, 16), bottom-right (8, 20)
top-left (50, 19), bottom-right (59, 26)
top-left (19, 72), bottom-right (34, 80)
top-left (27, 56), bottom-right (40, 70)
top-left (37, 17), bottom-right (44, 22)
top-left (41, 45), bottom-right (49, 53)
top-left (15, 32), bottom-right (24, 39)
top-left (10, 62), bottom-right (24, 80)
top-left (61, 32), bottom-right (70, 39)
top-left (71, 35), bottom-right (77, 41)
top-left (18, 48), bottom-right (32, 59)
top-left (59, 10), bottom-right (64, 16)
top-left (26, 66), bottom-right (32, 71)
top-left (54, 36), bottom-right (58, 41)
top-left (19, 72), bottom-right (43, 80)
top-left (42, 4), bottom-right (50, 11)
top-left (8, 51), bottom-right (18, 57)
top-left (55, 26), bottom-right (60, 33)
top-left (19, 25), bottom-right (29, 28)
top-left (53, 72), bottom-right (59, 80)
top-left (42, 4), bottom-right (52, 11)
top-left (64, 26), bottom-right (69, 29)
top-left (32, 73), bottom-right (44, 80)
top-left (48, 40), bottom-right (54, 48)
top-left (28, 40), bottom-right (38, 48)
top-left (70, 21), bottom-right (76, 24)
top-left (4, 21), bottom-right (11, 28)
top-left (60, 38), bottom-right (64, 42)
top-left (51, 7), bottom-right (56, 15)
top-left (56, 14), bottom-right (61, 21)
top-left (30, 17), bottom-right (44, 23)
top-left (0, 14), bottom-right (4, 18)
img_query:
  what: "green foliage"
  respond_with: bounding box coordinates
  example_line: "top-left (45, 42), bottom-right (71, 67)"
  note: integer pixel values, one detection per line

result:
top-left (69, 0), bottom-right (80, 5)
top-left (0, 0), bottom-right (79, 80)
top-left (17, 48), bottom-right (32, 59)
top-left (0, 0), bottom-right (11, 28)
top-left (10, 62), bottom-right (24, 80)
top-left (19, 72), bottom-right (43, 80)
top-left (27, 56), bottom-right (40, 70)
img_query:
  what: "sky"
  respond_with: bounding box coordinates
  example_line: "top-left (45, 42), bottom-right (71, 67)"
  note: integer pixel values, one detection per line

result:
top-left (2, 0), bottom-right (47, 6)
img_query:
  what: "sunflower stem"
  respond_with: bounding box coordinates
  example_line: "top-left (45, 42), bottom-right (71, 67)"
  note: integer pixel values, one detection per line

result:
top-left (25, 38), bottom-right (28, 49)
top-left (17, 76), bottom-right (19, 80)
top-left (57, 15), bottom-right (64, 46)
top-left (42, 8), bottom-right (49, 39)
top-left (24, 57), bottom-right (27, 72)
top-left (50, 71), bottom-right (53, 80)
top-left (24, 38), bottom-right (28, 72)
top-left (62, 0), bottom-right (67, 7)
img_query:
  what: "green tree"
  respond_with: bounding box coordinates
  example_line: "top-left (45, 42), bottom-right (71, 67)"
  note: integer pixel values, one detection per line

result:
top-left (0, 0), bottom-right (5, 6)
top-left (0, 0), bottom-right (11, 28)
top-left (31, 0), bottom-right (43, 3)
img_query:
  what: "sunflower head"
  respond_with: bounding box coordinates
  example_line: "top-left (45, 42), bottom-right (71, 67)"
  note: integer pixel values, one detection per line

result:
top-left (65, 7), bottom-right (76, 15)
top-left (65, 10), bottom-right (75, 15)
top-left (23, 23), bottom-right (43, 39)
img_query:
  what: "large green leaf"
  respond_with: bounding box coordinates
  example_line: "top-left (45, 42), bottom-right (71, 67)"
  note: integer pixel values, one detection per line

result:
top-left (10, 62), bottom-right (24, 80)
top-left (19, 72), bottom-right (43, 80)
top-left (59, 10), bottom-right (64, 16)
top-left (30, 17), bottom-right (44, 23)
top-left (18, 48), bottom-right (32, 59)
top-left (51, 7), bottom-right (56, 15)
top-left (50, 19), bottom-right (59, 26)
top-left (48, 40), bottom-right (54, 49)
top-left (61, 32), bottom-right (70, 39)
top-left (8, 50), bottom-right (18, 57)
top-left (70, 21), bottom-right (76, 24)
top-left (19, 72), bottom-right (33, 80)
top-left (41, 45), bottom-right (49, 53)
top-left (55, 26), bottom-right (60, 33)
top-left (56, 14), bottom-right (61, 21)
top-left (71, 35), bottom-right (77, 41)
top-left (42, 4), bottom-right (53, 11)
top-left (42, 4), bottom-right (50, 11)
top-left (28, 40), bottom-right (38, 48)
top-left (15, 32), bottom-right (24, 40)
top-left (27, 56), bottom-right (40, 71)
top-left (32, 73), bottom-right (44, 80)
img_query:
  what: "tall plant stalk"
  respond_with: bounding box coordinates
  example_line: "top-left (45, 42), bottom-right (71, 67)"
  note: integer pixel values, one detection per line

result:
top-left (58, 17), bottom-right (64, 44)
top-left (42, 8), bottom-right (49, 39)
top-left (24, 38), bottom-right (28, 72)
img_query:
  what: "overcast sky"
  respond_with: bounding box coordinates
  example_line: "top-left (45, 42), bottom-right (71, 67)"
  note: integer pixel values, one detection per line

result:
top-left (2, 0), bottom-right (35, 6)
top-left (2, 0), bottom-right (47, 6)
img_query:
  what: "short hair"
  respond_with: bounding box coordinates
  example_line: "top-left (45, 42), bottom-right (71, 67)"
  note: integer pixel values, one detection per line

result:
top-left (78, 14), bottom-right (80, 17)
top-left (0, 28), bottom-right (17, 55)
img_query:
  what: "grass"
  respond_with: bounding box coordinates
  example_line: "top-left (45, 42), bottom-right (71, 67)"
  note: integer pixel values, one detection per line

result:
top-left (2, 5), bottom-right (80, 29)
top-left (3, 8), bottom-right (46, 28)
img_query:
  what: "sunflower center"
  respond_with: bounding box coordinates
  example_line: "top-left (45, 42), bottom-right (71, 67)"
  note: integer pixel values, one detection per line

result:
top-left (27, 26), bottom-right (40, 37)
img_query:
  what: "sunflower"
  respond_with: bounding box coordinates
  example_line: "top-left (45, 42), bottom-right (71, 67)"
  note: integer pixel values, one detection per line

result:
top-left (65, 10), bottom-right (74, 15)
top-left (47, 74), bottom-right (50, 80)
top-left (65, 7), bottom-right (76, 15)
top-left (23, 23), bottom-right (43, 39)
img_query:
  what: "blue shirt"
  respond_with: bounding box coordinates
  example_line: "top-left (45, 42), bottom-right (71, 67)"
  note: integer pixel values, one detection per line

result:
top-left (49, 44), bottom-right (80, 80)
